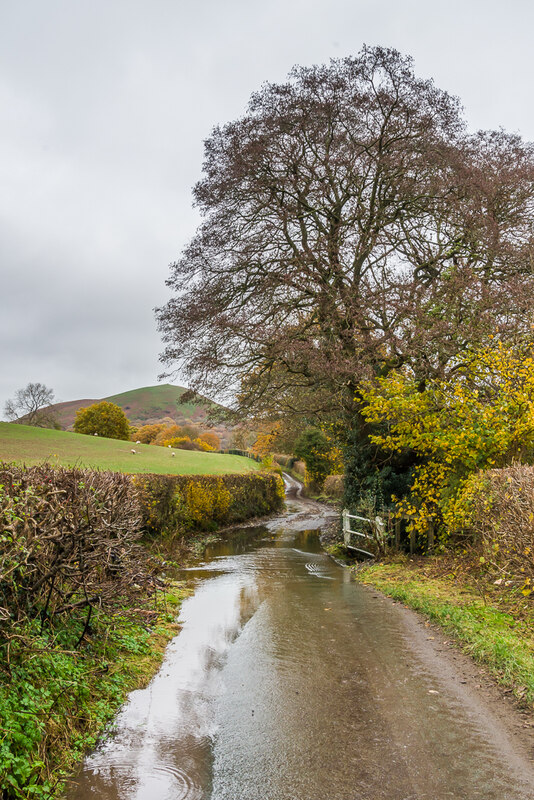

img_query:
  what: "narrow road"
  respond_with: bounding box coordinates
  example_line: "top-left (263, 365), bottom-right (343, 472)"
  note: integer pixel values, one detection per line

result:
top-left (68, 485), bottom-right (534, 799)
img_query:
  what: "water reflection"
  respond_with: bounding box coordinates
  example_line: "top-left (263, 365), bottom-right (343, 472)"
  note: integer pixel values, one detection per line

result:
top-left (70, 561), bottom-right (260, 799)
top-left (68, 518), bottom-right (534, 800)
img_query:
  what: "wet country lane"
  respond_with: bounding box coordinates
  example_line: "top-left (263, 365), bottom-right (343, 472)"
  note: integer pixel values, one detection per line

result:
top-left (68, 497), bottom-right (534, 800)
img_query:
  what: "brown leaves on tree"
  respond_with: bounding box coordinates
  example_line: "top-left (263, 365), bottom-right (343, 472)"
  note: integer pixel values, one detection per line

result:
top-left (157, 46), bottom-right (534, 425)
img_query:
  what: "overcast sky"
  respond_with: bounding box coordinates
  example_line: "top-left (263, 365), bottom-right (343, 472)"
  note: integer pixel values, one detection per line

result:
top-left (1, 0), bottom-right (533, 414)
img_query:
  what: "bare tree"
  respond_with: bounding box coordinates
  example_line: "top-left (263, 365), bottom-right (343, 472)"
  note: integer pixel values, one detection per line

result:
top-left (4, 382), bottom-right (58, 427)
top-left (157, 46), bottom-right (534, 423)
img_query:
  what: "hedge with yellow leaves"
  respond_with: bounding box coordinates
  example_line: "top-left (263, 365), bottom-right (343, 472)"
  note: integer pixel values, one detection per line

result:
top-left (134, 471), bottom-right (285, 537)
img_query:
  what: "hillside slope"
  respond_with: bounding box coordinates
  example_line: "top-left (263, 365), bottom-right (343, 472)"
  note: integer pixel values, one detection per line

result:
top-left (0, 422), bottom-right (256, 475)
top-left (45, 384), bottom-right (223, 431)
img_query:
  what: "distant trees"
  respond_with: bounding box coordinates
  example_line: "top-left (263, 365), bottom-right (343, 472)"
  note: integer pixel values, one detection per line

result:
top-left (74, 401), bottom-right (131, 440)
top-left (4, 382), bottom-right (58, 428)
top-left (133, 422), bottom-right (221, 451)
top-left (294, 428), bottom-right (334, 489)
top-left (197, 431), bottom-right (220, 450)
top-left (134, 423), bottom-right (166, 444)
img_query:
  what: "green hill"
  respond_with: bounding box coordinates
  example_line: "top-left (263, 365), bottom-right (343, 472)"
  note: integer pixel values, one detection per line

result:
top-left (0, 422), bottom-right (257, 476)
top-left (46, 384), bottom-right (223, 431)
top-left (104, 384), bottom-right (217, 424)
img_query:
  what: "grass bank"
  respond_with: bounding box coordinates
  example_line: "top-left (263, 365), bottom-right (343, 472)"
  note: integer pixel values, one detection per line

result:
top-left (0, 463), bottom-right (282, 799)
top-left (1, 577), bottom-right (192, 799)
top-left (0, 422), bottom-right (257, 475)
top-left (356, 558), bottom-right (534, 707)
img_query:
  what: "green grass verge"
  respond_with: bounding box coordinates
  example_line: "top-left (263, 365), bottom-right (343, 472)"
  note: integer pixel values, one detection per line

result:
top-left (0, 422), bottom-right (258, 475)
top-left (357, 561), bottom-right (534, 706)
top-left (0, 579), bottom-right (192, 799)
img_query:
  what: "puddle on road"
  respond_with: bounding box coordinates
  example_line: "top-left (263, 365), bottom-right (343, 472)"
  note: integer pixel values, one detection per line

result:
top-left (68, 518), bottom-right (534, 800)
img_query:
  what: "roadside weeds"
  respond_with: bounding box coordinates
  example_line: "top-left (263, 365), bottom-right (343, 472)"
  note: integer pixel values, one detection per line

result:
top-left (355, 557), bottom-right (534, 709)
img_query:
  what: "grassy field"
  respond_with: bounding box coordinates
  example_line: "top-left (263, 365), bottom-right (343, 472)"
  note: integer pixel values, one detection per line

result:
top-left (105, 383), bottom-right (216, 422)
top-left (0, 422), bottom-right (258, 475)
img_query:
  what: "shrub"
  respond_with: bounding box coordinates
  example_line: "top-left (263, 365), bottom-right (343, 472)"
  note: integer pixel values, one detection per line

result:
top-left (0, 464), bottom-right (145, 637)
top-left (134, 423), bottom-right (166, 443)
top-left (163, 436), bottom-right (196, 450)
top-left (186, 478), bottom-right (231, 522)
top-left (134, 471), bottom-right (285, 537)
top-left (449, 465), bottom-right (534, 590)
top-left (292, 460), bottom-right (306, 477)
top-left (273, 453), bottom-right (293, 468)
top-left (197, 431), bottom-right (220, 450)
top-left (74, 401), bottom-right (130, 440)
top-left (152, 424), bottom-right (183, 446)
top-left (323, 474), bottom-right (344, 499)
top-left (194, 437), bottom-right (216, 451)
top-left (294, 428), bottom-right (332, 488)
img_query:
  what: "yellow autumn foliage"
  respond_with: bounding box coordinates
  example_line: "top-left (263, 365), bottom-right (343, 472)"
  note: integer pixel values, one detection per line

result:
top-left (185, 479), bottom-right (232, 522)
top-left (252, 424), bottom-right (281, 459)
top-left (360, 342), bottom-right (534, 536)
top-left (134, 472), bottom-right (285, 535)
top-left (193, 437), bottom-right (217, 451)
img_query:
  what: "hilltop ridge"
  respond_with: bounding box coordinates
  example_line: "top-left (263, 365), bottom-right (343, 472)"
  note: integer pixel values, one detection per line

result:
top-left (46, 384), bottom-right (226, 433)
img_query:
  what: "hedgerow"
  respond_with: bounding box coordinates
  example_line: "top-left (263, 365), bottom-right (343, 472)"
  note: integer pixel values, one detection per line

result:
top-left (449, 465), bottom-right (534, 592)
top-left (0, 463), bottom-right (283, 798)
top-left (134, 470), bottom-right (285, 537)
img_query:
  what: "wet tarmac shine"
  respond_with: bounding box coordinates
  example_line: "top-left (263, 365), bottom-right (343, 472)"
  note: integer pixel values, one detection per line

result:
top-left (68, 509), bottom-right (534, 800)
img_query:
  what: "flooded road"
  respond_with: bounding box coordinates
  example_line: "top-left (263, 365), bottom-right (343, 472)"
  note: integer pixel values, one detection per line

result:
top-left (69, 494), bottom-right (534, 799)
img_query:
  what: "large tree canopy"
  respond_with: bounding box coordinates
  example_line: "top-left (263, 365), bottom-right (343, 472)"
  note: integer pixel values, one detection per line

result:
top-left (158, 46), bottom-right (534, 421)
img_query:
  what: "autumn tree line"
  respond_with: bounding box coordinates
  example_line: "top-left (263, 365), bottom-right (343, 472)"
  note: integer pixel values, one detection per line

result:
top-left (157, 46), bottom-right (534, 553)
top-left (70, 399), bottom-right (221, 452)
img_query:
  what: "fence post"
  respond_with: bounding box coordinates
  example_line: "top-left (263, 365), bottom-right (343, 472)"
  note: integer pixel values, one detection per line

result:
top-left (409, 526), bottom-right (416, 555)
top-left (374, 515), bottom-right (385, 555)
top-left (427, 522), bottom-right (435, 553)
top-left (342, 509), bottom-right (350, 547)
top-left (394, 519), bottom-right (401, 551)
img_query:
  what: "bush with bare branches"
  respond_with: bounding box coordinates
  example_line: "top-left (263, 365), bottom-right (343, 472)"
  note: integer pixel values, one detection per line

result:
top-left (451, 465), bottom-right (534, 591)
top-left (0, 464), bottom-right (149, 653)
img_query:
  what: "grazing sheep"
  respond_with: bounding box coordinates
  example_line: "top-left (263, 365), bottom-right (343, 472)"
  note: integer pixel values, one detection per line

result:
top-left (171, 452), bottom-right (175, 457)
top-left (94, 433), bottom-right (98, 436)
top-left (131, 449), bottom-right (136, 454)
top-left (136, 440), bottom-right (141, 444)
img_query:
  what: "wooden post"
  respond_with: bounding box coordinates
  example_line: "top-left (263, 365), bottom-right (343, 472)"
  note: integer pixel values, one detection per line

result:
top-left (343, 509), bottom-right (349, 547)
top-left (409, 526), bottom-right (416, 555)
top-left (427, 522), bottom-right (435, 552)
top-left (394, 519), bottom-right (401, 551)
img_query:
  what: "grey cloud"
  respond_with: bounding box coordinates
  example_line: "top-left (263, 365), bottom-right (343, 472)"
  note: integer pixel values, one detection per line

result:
top-left (1, 0), bottom-right (533, 414)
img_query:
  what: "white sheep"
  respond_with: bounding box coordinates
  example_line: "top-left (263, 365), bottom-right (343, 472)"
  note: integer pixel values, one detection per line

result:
top-left (136, 440), bottom-right (141, 444)
top-left (131, 449), bottom-right (136, 454)
top-left (171, 452), bottom-right (175, 457)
